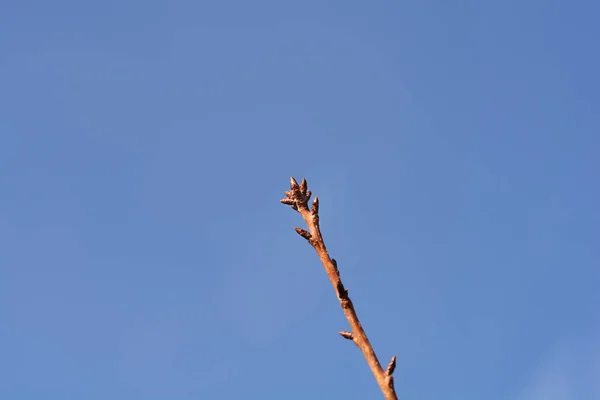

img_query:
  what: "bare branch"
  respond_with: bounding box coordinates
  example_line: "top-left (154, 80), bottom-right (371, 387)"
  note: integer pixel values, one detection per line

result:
top-left (280, 177), bottom-right (398, 400)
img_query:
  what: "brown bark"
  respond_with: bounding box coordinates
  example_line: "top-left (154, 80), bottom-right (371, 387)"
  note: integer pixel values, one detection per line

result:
top-left (281, 177), bottom-right (398, 400)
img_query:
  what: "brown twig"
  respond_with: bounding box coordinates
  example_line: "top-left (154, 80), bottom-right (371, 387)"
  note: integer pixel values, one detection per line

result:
top-left (280, 177), bottom-right (398, 400)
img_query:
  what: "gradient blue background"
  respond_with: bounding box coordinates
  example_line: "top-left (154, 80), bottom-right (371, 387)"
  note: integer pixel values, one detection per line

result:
top-left (1, 1), bottom-right (599, 399)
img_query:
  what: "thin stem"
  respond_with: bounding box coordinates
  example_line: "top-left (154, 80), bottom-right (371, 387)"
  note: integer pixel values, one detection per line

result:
top-left (281, 177), bottom-right (398, 400)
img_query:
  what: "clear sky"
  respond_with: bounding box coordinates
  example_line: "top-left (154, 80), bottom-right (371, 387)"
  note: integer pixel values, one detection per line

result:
top-left (1, 1), bottom-right (598, 399)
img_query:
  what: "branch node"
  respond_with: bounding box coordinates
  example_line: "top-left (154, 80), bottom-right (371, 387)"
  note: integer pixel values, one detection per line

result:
top-left (336, 281), bottom-right (348, 299)
top-left (385, 355), bottom-right (397, 376)
top-left (387, 375), bottom-right (395, 389)
top-left (331, 258), bottom-right (340, 276)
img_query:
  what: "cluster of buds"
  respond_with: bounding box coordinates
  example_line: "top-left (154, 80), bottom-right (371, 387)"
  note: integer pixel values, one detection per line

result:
top-left (280, 177), bottom-right (319, 217)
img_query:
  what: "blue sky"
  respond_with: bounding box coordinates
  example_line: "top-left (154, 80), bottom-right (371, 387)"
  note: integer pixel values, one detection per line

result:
top-left (1, 1), bottom-right (599, 399)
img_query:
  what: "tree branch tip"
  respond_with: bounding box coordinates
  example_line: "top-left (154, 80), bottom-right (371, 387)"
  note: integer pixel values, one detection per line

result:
top-left (338, 331), bottom-right (354, 340)
top-left (385, 355), bottom-right (397, 376)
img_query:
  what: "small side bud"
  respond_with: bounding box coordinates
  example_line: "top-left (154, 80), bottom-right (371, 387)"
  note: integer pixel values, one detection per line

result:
top-left (339, 331), bottom-right (354, 340)
top-left (294, 228), bottom-right (312, 241)
top-left (332, 258), bottom-right (340, 277)
top-left (280, 198), bottom-right (295, 206)
top-left (311, 196), bottom-right (319, 215)
top-left (385, 355), bottom-right (397, 376)
top-left (336, 281), bottom-right (348, 299)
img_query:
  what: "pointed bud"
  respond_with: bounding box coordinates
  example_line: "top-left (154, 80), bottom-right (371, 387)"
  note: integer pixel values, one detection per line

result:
top-left (385, 355), bottom-right (397, 376)
top-left (339, 331), bottom-right (354, 340)
top-left (311, 196), bottom-right (319, 215)
top-left (300, 178), bottom-right (308, 194)
top-left (290, 177), bottom-right (299, 190)
top-left (294, 228), bottom-right (312, 241)
top-left (280, 198), bottom-right (295, 206)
